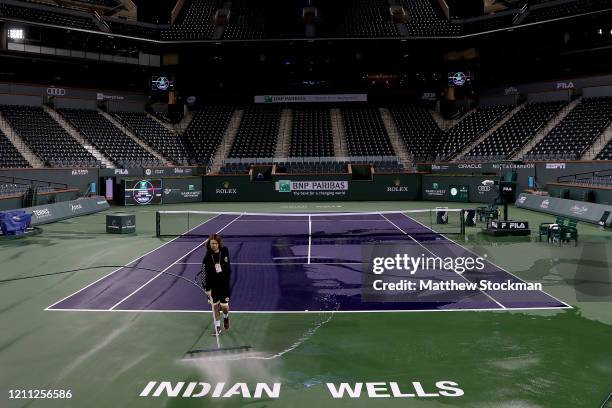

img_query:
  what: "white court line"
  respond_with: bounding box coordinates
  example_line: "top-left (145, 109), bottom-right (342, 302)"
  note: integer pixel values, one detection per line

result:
top-left (399, 212), bottom-right (572, 309)
top-left (380, 213), bottom-right (507, 309)
top-left (45, 305), bottom-right (572, 314)
top-left (45, 214), bottom-right (223, 311)
top-left (176, 262), bottom-right (365, 265)
top-left (308, 215), bottom-right (312, 264)
top-left (108, 213), bottom-right (243, 310)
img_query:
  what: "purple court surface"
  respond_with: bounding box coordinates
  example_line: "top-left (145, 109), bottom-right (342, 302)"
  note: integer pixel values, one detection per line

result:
top-left (47, 213), bottom-right (570, 313)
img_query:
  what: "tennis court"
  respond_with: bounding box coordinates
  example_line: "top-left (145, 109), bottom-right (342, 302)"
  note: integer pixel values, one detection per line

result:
top-left (47, 210), bottom-right (569, 313)
top-left (1, 201), bottom-right (610, 408)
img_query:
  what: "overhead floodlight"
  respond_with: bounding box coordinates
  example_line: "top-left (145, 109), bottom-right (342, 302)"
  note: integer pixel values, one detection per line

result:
top-left (8, 28), bottom-right (24, 40)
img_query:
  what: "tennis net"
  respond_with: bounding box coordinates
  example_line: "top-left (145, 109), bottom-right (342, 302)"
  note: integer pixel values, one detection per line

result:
top-left (156, 209), bottom-right (465, 238)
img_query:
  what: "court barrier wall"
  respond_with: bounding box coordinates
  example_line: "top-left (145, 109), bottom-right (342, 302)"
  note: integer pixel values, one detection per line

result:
top-left (15, 196), bottom-right (110, 226)
top-left (420, 161), bottom-right (612, 197)
top-left (515, 193), bottom-right (612, 227)
top-left (202, 174), bottom-right (421, 201)
top-left (547, 183), bottom-right (612, 205)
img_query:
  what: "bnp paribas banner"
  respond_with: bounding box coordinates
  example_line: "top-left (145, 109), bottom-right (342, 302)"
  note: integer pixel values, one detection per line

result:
top-left (254, 94), bottom-right (367, 103)
top-left (275, 180), bottom-right (349, 198)
top-left (203, 175), bottom-right (420, 202)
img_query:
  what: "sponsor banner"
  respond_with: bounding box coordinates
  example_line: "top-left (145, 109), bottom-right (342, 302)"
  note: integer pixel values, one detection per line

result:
top-left (18, 196), bottom-right (110, 226)
top-left (162, 177), bottom-right (202, 204)
top-left (545, 163), bottom-right (566, 170)
top-left (144, 167), bottom-right (196, 177)
top-left (515, 193), bottom-right (612, 227)
top-left (422, 176), bottom-right (498, 203)
top-left (203, 174), bottom-right (420, 202)
top-left (0, 82), bottom-right (145, 102)
top-left (254, 94), bottom-right (367, 104)
top-left (99, 168), bottom-right (144, 177)
top-left (96, 93), bottom-right (125, 101)
top-left (429, 163), bottom-right (535, 174)
top-left (481, 73), bottom-right (612, 97)
top-left (275, 180), bottom-right (349, 198)
top-left (489, 220), bottom-right (529, 230)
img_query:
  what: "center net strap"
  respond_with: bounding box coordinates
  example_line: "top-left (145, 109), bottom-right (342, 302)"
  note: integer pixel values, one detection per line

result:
top-left (156, 209), bottom-right (465, 238)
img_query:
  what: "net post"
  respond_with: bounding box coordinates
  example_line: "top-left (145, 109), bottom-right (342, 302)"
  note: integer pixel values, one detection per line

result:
top-left (460, 209), bottom-right (466, 235)
top-left (156, 211), bottom-right (160, 237)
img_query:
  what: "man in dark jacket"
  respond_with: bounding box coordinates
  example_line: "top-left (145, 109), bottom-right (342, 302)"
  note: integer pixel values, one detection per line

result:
top-left (201, 234), bottom-right (231, 335)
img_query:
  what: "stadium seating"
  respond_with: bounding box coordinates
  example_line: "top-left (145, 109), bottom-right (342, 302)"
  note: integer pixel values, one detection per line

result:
top-left (387, 105), bottom-right (444, 162)
top-left (6, 0), bottom-right (610, 40)
top-left (0, 182), bottom-right (56, 198)
top-left (437, 105), bottom-right (511, 161)
top-left (228, 106), bottom-right (281, 158)
top-left (222, 0), bottom-right (266, 40)
top-left (182, 106), bottom-right (236, 165)
top-left (290, 107), bottom-right (334, 157)
top-left (161, 0), bottom-right (220, 41)
top-left (154, 110), bottom-right (184, 125)
top-left (341, 107), bottom-right (395, 156)
top-left (105, 20), bottom-right (161, 40)
top-left (527, 97), bottom-right (612, 160)
top-left (373, 161), bottom-right (404, 173)
top-left (112, 112), bottom-right (189, 165)
top-left (399, 0), bottom-right (461, 36)
top-left (0, 132), bottom-right (29, 168)
top-left (219, 162), bottom-right (252, 174)
top-left (465, 101), bottom-right (565, 161)
top-left (60, 109), bottom-right (161, 168)
top-left (595, 140), bottom-right (612, 160)
top-left (0, 105), bottom-right (99, 167)
top-left (285, 161), bottom-right (348, 174)
top-left (0, 3), bottom-right (99, 30)
top-left (525, 0), bottom-right (612, 24)
top-left (319, 0), bottom-right (397, 38)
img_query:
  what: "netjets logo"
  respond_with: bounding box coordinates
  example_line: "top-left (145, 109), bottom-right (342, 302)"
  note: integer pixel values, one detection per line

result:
top-left (70, 204), bottom-right (83, 212)
top-left (216, 181), bottom-right (237, 194)
top-left (517, 195), bottom-right (527, 204)
top-left (46, 87), bottom-right (66, 96)
top-left (540, 199), bottom-right (550, 209)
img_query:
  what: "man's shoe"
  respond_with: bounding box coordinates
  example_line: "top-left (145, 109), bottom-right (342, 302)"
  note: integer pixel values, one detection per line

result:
top-left (223, 316), bottom-right (230, 331)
